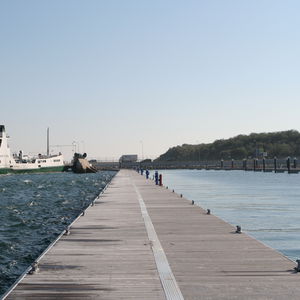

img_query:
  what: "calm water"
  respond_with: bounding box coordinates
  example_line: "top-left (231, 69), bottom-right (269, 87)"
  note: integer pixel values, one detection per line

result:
top-left (156, 169), bottom-right (300, 262)
top-left (0, 171), bottom-right (116, 297)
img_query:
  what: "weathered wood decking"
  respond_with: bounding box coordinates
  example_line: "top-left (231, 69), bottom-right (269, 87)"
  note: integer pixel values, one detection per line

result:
top-left (5, 170), bottom-right (300, 299)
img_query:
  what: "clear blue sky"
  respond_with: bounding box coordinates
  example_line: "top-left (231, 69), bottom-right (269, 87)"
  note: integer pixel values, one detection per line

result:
top-left (1, 0), bottom-right (300, 160)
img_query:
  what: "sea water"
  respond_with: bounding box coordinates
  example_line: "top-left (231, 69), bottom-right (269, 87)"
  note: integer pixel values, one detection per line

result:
top-left (0, 171), bottom-right (116, 297)
top-left (155, 169), bottom-right (300, 262)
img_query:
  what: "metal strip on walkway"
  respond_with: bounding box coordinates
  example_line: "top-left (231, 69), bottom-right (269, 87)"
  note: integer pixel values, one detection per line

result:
top-left (132, 181), bottom-right (184, 300)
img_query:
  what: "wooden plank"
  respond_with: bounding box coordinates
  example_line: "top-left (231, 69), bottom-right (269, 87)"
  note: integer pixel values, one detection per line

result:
top-left (133, 181), bottom-right (184, 300)
top-left (6, 171), bottom-right (166, 299)
top-left (6, 169), bottom-right (300, 299)
top-left (133, 171), bottom-right (300, 300)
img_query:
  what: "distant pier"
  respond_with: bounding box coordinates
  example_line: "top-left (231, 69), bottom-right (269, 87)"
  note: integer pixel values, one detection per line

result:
top-left (94, 157), bottom-right (300, 174)
top-left (4, 170), bottom-right (300, 299)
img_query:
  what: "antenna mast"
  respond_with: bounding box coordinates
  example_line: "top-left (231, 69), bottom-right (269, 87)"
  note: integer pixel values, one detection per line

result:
top-left (47, 127), bottom-right (50, 156)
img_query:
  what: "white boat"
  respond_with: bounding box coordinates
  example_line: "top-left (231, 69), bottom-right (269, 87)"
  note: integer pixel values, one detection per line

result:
top-left (0, 125), bottom-right (65, 174)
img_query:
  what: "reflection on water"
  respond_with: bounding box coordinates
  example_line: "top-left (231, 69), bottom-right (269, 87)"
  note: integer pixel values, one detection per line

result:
top-left (157, 169), bottom-right (300, 261)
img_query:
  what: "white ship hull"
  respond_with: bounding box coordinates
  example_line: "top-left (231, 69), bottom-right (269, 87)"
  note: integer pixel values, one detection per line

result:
top-left (0, 125), bottom-right (64, 174)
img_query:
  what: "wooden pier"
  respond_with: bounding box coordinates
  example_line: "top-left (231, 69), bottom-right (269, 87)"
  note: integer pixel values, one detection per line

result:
top-left (5, 170), bottom-right (300, 299)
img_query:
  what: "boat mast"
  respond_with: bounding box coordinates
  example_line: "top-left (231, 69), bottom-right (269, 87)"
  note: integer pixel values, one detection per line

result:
top-left (47, 127), bottom-right (49, 156)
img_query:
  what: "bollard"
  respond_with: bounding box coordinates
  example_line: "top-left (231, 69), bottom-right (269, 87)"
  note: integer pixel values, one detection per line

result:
top-left (159, 174), bottom-right (163, 186)
top-left (294, 260), bottom-right (300, 272)
top-left (235, 225), bottom-right (242, 233)
top-left (29, 262), bottom-right (39, 275)
top-left (192, 200), bottom-right (194, 205)
top-left (155, 171), bottom-right (159, 185)
top-left (82, 211), bottom-right (85, 216)
top-left (64, 227), bottom-right (71, 235)
top-left (207, 209), bottom-right (211, 215)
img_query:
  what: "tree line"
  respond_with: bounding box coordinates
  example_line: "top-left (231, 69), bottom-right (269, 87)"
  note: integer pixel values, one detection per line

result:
top-left (156, 130), bottom-right (300, 161)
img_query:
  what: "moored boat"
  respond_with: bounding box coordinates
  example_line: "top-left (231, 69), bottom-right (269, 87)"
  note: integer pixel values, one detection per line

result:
top-left (0, 125), bottom-right (64, 174)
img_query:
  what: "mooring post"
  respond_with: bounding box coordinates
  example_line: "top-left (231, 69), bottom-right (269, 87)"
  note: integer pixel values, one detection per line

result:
top-left (64, 227), bottom-right (71, 235)
top-left (235, 225), bottom-right (242, 233)
top-left (243, 158), bottom-right (247, 171)
top-left (29, 262), bottom-right (39, 275)
top-left (155, 171), bottom-right (159, 185)
top-left (274, 157), bottom-right (277, 173)
top-left (287, 156), bottom-right (291, 173)
top-left (294, 260), bottom-right (300, 272)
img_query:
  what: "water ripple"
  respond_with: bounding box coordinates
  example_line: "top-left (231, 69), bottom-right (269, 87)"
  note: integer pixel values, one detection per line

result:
top-left (0, 171), bottom-right (116, 297)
